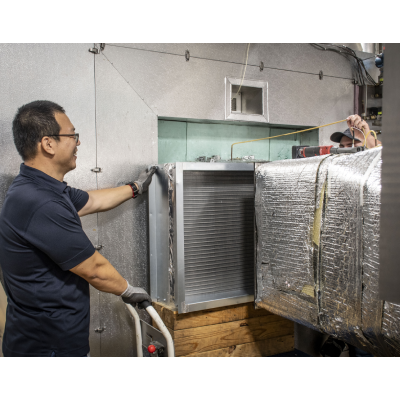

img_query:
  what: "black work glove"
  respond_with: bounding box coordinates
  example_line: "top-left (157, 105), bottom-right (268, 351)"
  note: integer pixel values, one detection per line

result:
top-left (134, 166), bottom-right (157, 194)
top-left (121, 282), bottom-right (152, 308)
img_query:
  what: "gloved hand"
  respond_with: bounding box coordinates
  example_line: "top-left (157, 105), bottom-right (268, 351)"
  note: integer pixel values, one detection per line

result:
top-left (121, 281), bottom-right (152, 308)
top-left (134, 166), bottom-right (157, 195)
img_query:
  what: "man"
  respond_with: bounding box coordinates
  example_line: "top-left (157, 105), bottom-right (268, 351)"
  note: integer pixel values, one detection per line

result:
top-left (0, 100), bottom-right (156, 357)
top-left (330, 114), bottom-right (382, 148)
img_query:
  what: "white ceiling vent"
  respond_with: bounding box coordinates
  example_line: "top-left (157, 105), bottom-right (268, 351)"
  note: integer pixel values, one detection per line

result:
top-left (225, 77), bottom-right (269, 123)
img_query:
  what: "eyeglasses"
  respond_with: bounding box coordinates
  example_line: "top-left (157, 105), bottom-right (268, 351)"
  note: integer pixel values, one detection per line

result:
top-left (46, 134), bottom-right (80, 143)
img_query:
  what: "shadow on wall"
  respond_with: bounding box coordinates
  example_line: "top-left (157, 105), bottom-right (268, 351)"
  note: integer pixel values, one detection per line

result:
top-left (0, 265), bottom-right (6, 357)
top-left (0, 174), bottom-right (17, 210)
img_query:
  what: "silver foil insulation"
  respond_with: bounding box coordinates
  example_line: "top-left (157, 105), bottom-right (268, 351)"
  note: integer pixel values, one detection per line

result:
top-left (255, 147), bottom-right (400, 356)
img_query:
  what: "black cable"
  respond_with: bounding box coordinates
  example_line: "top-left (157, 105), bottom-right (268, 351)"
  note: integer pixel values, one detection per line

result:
top-left (311, 43), bottom-right (378, 86)
top-left (106, 43), bottom-right (353, 81)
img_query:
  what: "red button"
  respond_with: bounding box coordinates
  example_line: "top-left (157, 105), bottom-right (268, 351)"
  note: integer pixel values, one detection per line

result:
top-left (148, 344), bottom-right (156, 353)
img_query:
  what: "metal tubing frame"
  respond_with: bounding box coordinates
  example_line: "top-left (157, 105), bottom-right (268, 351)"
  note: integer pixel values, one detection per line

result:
top-left (125, 303), bottom-right (175, 357)
top-left (125, 304), bottom-right (143, 357)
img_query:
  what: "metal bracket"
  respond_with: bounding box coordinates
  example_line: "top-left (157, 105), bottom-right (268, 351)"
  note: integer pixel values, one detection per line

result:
top-left (259, 61), bottom-right (264, 72)
top-left (141, 319), bottom-right (169, 356)
top-left (94, 245), bottom-right (104, 251)
top-left (95, 327), bottom-right (105, 333)
top-left (91, 167), bottom-right (102, 173)
top-left (89, 46), bottom-right (100, 54)
top-left (185, 50), bottom-right (190, 62)
top-left (89, 44), bottom-right (105, 54)
top-left (149, 340), bottom-right (165, 357)
top-left (319, 70), bottom-right (323, 80)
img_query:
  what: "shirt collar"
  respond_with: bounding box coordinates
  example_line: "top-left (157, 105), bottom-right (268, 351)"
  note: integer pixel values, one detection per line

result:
top-left (20, 163), bottom-right (68, 193)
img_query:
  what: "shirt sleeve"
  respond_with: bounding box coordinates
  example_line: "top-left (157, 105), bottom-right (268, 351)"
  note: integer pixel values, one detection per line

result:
top-left (25, 200), bottom-right (95, 271)
top-left (67, 187), bottom-right (89, 212)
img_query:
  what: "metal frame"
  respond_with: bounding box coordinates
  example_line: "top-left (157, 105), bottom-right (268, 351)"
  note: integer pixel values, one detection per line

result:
top-left (225, 76), bottom-right (269, 123)
top-left (148, 168), bottom-right (170, 305)
top-left (149, 162), bottom-right (255, 314)
top-left (379, 44), bottom-right (400, 304)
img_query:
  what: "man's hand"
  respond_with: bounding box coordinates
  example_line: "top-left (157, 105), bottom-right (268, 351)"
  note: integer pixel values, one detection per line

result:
top-left (121, 282), bottom-right (152, 308)
top-left (346, 114), bottom-right (370, 137)
top-left (134, 166), bottom-right (157, 195)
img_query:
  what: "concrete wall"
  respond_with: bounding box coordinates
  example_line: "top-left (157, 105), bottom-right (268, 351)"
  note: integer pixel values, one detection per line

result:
top-left (102, 43), bottom-right (358, 143)
top-left (0, 43), bottom-right (375, 356)
top-left (0, 44), bottom-right (99, 356)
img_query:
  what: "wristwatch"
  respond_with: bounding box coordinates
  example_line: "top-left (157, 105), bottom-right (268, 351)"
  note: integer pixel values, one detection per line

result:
top-left (126, 182), bottom-right (139, 198)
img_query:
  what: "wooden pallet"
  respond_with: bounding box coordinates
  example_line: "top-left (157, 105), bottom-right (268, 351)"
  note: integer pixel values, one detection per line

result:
top-left (152, 301), bottom-right (294, 357)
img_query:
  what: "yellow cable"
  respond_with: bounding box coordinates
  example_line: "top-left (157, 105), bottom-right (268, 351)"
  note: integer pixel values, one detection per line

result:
top-left (230, 119), bottom-right (347, 160)
top-left (356, 127), bottom-right (379, 149)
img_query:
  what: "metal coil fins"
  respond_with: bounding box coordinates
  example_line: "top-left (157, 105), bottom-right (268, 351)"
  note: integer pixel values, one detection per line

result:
top-left (183, 171), bottom-right (255, 305)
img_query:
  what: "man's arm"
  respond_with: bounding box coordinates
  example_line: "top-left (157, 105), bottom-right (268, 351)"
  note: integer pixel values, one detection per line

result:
top-left (78, 185), bottom-right (133, 217)
top-left (70, 251), bottom-right (152, 306)
top-left (70, 250), bottom-right (127, 294)
top-left (78, 166), bottom-right (157, 217)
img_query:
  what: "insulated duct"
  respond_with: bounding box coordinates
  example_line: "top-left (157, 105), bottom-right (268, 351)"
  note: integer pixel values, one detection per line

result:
top-left (255, 147), bottom-right (400, 356)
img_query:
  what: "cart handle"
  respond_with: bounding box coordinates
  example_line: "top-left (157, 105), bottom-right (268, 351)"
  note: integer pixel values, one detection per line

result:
top-left (125, 302), bottom-right (175, 357)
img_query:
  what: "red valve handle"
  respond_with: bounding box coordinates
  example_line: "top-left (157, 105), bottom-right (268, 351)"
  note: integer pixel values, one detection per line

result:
top-left (148, 344), bottom-right (156, 353)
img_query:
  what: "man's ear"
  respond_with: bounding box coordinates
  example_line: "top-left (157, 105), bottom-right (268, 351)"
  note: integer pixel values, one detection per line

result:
top-left (40, 136), bottom-right (56, 156)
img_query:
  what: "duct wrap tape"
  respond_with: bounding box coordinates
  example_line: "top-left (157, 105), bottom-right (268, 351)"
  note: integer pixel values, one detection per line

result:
top-left (255, 147), bottom-right (400, 356)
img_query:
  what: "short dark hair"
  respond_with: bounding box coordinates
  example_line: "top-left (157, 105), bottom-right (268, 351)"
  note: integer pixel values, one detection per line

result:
top-left (12, 100), bottom-right (65, 161)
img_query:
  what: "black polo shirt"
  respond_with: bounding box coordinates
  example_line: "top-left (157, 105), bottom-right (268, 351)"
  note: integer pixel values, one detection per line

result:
top-left (0, 164), bottom-right (95, 357)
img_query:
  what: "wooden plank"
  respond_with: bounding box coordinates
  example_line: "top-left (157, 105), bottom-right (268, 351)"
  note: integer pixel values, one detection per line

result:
top-left (152, 301), bottom-right (271, 331)
top-left (183, 334), bottom-right (294, 357)
top-left (168, 315), bottom-right (294, 357)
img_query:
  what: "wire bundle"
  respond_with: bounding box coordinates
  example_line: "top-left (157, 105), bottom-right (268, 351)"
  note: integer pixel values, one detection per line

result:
top-left (310, 43), bottom-right (378, 86)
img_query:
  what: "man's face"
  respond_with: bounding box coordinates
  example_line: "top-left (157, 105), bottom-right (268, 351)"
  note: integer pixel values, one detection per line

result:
top-left (53, 112), bottom-right (80, 173)
top-left (339, 129), bottom-right (379, 148)
top-left (339, 131), bottom-right (364, 148)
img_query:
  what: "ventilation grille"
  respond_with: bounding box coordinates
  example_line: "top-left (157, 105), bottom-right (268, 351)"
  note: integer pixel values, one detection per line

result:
top-left (183, 171), bottom-right (255, 303)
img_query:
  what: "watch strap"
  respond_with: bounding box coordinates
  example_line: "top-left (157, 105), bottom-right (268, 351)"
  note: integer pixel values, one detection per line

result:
top-left (126, 182), bottom-right (139, 198)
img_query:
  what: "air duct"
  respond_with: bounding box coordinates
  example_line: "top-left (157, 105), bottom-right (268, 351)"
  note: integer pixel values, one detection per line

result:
top-left (255, 147), bottom-right (400, 356)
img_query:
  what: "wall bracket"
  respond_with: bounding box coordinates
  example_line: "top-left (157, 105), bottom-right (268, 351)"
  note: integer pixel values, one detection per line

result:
top-left (91, 167), bottom-right (102, 173)
top-left (89, 44), bottom-right (105, 54)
